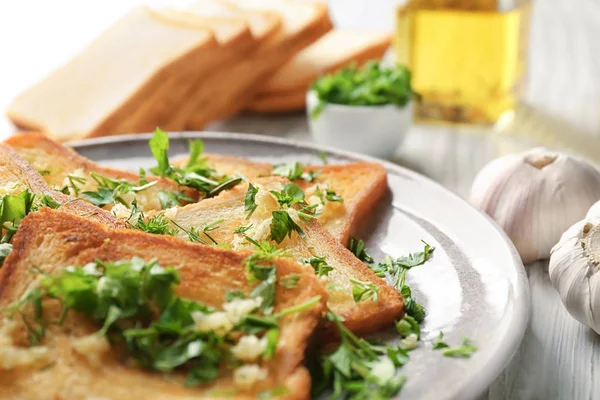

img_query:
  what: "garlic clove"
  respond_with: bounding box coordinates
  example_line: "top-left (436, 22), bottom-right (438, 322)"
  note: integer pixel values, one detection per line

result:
top-left (471, 148), bottom-right (600, 264)
top-left (549, 217), bottom-right (600, 333)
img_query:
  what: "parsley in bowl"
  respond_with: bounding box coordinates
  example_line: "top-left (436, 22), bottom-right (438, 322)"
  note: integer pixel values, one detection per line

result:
top-left (310, 62), bottom-right (413, 120)
top-left (307, 62), bottom-right (414, 159)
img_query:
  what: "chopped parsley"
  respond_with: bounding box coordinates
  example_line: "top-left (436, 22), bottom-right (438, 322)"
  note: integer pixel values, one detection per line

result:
top-left (279, 274), bottom-right (300, 288)
top-left (5, 257), bottom-right (320, 387)
top-left (124, 201), bottom-right (175, 236)
top-left (311, 62), bottom-right (413, 120)
top-left (432, 332), bottom-right (477, 358)
top-left (270, 210), bottom-right (305, 243)
top-left (0, 189), bottom-right (62, 265)
top-left (348, 237), bottom-right (374, 264)
top-left (60, 174), bottom-right (86, 196)
top-left (301, 256), bottom-right (333, 278)
top-left (395, 315), bottom-right (420, 339)
top-left (272, 162), bottom-right (320, 182)
top-left (315, 186), bottom-right (343, 204)
top-left (149, 128), bottom-right (240, 196)
top-left (233, 224), bottom-right (253, 234)
top-left (318, 151), bottom-right (328, 165)
top-left (244, 183), bottom-right (259, 218)
top-left (311, 310), bottom-right (408, 399)
top-left (350, 278), bottom-right (379, 302)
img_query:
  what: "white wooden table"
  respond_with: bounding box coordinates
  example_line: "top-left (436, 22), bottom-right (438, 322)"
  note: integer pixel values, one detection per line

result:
top-left (2, 0), bottom-right (600, 399)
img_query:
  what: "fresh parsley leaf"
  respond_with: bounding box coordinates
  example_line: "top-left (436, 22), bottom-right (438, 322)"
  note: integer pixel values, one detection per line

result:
top-left (272, 162), bottom-right (320, 182)
top-left (279, 274), bottom-right (300, 288)
top-left (158, 190), bottom-right (191, 209)
top-left (250, 268), bottom-right (277, 314)
top-left (394, 241), bottom-right (435, 270)
top-left (274, 296), bottom-right (321, 318)
top-left (81, 187), bottom-right (115, 207)
top-left (60, 174), bottom-right (86, 196)
top-left (301, 256), bottom-right (333, 278)
top-left (0, 189), bottom-right (35, 243)
top-left (244, 183), bottom-right (258, 218)
top-left (350, 278), bottom-right (379, 302)
top-left (225, 290), bottom-right (247, 302)
top-left (432, 332), bottom-right (449, 350)
top-left (441, 337), bottom-right (477, 358)
top-left (315, 186), bottom-right (343, 204)
top-left (136, 213), bottom-right (176, 236)
top-left (202, 219), bottom-right (223, 245)
top-left (233, 224), bottom-right (253, 234)
top-left (34, 193), bottom-right (62, 210)
top-left (403, 297), bottom-right (426, 323)
top-left (311, 310), bottom-right (406, 400)
top-left (148, 128), bottom-right (238, 196)
top-left (318, 151), bottom-right (328, 165)
top-left (263, 328), bottom-right (280, 360)
top-left (348, 237), bottom-right (374, 264)
top-left (270, 211), bottom-right (305, 243)
top-left (395, 316), bottom-right (420, 339)
top-left (149, 128), bottom-right (171, 175)
top-left (311, 62), bottom-right (412, 120)
top-left (269, 183), bottom-right (306, 207)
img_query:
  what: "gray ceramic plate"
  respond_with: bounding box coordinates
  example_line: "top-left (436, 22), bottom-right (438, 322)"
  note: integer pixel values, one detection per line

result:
top-left (72, 132), bottom-right (529, 400)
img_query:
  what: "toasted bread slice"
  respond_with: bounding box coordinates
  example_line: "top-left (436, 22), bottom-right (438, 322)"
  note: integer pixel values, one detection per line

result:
top-left (6, 7), bottom-right (218, 141)
top-left (164, 177), bottom-right (402, 336)
top-left (114, 1), bottom-right (268, 135)
top-left (0, 208), bottom-right (326, 399)
top-left (5, 132), bottom-right (198, 211)
top-left (256, 29), bottom-right (391, 96)
top-left (0, 143), bottom-right (121, 228)
top-left (246, 89), bottom-right (307, 113)
top-left (177, 0), bottom-right (332, 130)
top-left (175, 154), bottom-right (388, 245)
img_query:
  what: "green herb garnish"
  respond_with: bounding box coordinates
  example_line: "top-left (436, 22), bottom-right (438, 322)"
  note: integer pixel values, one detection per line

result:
top-left (301, 256), bottom-right (333, 278)
top-left (244, 183), bottom-right (258, 218)
top-left (311, 310), bottom-right (408, 399)
top-left (433, 333), bottom-right (477, 358)
top-left (149, 128), bottom-right (239, 196)
top-left (348, 237), bottom-right (374, 264)
top-left (350, 278), bottom-right (379, 303)
top-left (315, 186), bottom-right (343, 205)
top-left (272, 162), bottom-right (320, 182)
top-left (279, 274), bottom-right (300, 288)
top-left (310, 62), bottom-right (412, 120)
top-left (270, 210), bottom-right (305, 243)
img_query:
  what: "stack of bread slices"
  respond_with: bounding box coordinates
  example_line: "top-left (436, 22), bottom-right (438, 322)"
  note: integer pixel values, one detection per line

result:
top-left (7, 0), bottom-right (391, 142)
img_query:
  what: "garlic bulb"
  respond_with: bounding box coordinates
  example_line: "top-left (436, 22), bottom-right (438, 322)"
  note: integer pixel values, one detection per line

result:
top-left (549, 202), bottom-right (600, 333)
top-left (471, 148), bottom-right (600, 263)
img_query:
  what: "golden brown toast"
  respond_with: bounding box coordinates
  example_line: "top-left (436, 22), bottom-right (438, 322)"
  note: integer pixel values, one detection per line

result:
top-left (164, 177), bottom-right (403, 336)
top-left (5, 132), bottom-right (199, 212)
top-left (175, 155), bottom-right (388, 245)
top-left (0, 208), bottom-right (326, 399)
top-left (0, 142), bottom-right (120, 228)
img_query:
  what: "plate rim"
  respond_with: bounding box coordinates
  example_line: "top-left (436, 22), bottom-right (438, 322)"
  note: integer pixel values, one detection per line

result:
top-left (71, 131), bottom-right (530, 400)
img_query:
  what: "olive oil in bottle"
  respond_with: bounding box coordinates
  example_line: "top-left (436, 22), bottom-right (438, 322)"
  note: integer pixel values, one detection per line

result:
top-left (395, 0), bottom-right (532, 124)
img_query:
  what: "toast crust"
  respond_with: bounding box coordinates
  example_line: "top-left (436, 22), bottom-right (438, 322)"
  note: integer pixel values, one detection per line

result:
top-left (5, 132), bottom-right (199, 210)
top-left (246, 90), bottom-right (306, 113)
top-left (174, 154), bottom-right (388, 245)
top-left (0, 208), bottom-right (325, 399)
top-left (0, 142), bottom-right (121, 228)
top-left (165, 177), bottom-right (403, 336)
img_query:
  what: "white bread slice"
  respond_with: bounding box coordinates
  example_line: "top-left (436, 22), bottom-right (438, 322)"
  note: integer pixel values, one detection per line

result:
top-left (254, 29), bottom-right (391, 96)
top-left (6, 7), bottom-right (218, 142)
top-left (113, 1), bottom-right (269, 135)
top-left (176, 0), bottom-right (332, 130)
top-left (0, 208), bottom-right (326, 399)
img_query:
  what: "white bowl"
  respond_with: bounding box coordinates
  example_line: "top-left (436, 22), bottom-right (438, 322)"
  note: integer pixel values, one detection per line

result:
top-left (306, 91), bottom-right (413, 159)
